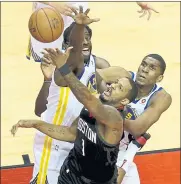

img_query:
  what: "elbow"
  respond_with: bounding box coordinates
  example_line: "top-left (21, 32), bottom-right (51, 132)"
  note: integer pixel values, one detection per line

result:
top-left (34, 108), bottom-right (41, 117)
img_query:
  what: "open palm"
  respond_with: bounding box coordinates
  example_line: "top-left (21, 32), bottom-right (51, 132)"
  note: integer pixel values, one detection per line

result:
top-left (66, 6), bottom-right (100, 25)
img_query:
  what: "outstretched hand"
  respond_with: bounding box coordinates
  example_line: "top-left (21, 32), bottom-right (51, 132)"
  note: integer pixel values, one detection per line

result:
top-left (137, 2), bottom-right (159, 20)
top-left (65, 5), bottom-right (100, 25)
top-left (10, 120), bottom-right (35, 136)
top-left (42, 47), bottom-right (73, 69)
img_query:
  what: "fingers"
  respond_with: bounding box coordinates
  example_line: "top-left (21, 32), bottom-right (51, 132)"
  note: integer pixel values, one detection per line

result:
top-left (10, 124), bottom-right (19, 136)
top-left (147, 9), bottom-right (151, 20)
top-left (139, 10), bottom-right (147, 18)
top-left (79, 5), bottom-right (83, 13)
top-left (55, 48), bottom-right (62, 55)
top-left (65, 46), bottom-right (73, 56)
top-left (65, 12), bottom-right (75, 19)
top-left (44, 48), bottom-right (56, 56)
top-left (90, 18), bottom-right (100, 23)
top-left (70, 6), bottom-right (78, 15)
top-left (42, 57), bottom-right (52, 65)
top-left (137, 9), bottom-right (143, 13)
top-left (84, 8), bottom-right (90, 15)
top-left (150, 7), bottom-right (159, 13)
top-left (88, 18), bottom-right (100, 24)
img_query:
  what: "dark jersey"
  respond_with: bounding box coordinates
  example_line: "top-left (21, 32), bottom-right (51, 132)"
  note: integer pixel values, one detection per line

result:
top-left (65, 108), bottom-right (119, 183)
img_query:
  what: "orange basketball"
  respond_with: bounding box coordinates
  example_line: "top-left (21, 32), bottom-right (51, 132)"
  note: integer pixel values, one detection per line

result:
top-left (28, 7), bottom-right (64, 43)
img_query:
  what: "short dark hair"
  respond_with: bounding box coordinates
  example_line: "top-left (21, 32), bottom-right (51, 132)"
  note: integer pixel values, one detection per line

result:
top-left (63, 22), bottom-right (92, 44)
top-left (144, 54), bottom-right (166, 74)
top-left (126, 78), bottom-right (138, 102)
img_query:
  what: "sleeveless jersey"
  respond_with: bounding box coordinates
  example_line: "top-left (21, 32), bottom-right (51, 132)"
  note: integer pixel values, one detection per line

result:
top-left (119, 72), bottom-right (163, 151)
top-left (66, 108), bottom-right (119, 183)
top-left (26, 2), bottom-right (88, 62)
top-left (32, 55), bottom-right (97, 184)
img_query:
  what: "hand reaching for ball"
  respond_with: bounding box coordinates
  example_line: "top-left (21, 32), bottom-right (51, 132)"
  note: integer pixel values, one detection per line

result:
top-left (65, 6), bottom-right (100, 25)
top-left (42, 47), bottom-right (73, 69)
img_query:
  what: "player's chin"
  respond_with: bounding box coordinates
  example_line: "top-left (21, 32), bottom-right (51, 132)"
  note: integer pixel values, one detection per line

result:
top-left (99, 94), bottom-right (109, 103)
top-left (83, 53), bottom-right (91, 62)
top-left (135, 79), bottom-right (146, 86)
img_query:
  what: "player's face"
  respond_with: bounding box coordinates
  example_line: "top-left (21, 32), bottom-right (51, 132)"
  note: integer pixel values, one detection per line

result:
top-left (82, 28), bottom-right (92, 62)
top-left (136, 57), bottom-right (163, 86)
top-left (100, 78), bottom-right (132, 106)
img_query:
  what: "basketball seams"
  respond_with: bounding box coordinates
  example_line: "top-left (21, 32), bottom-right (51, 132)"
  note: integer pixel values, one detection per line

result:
top-left (35, 9), bottom-right (46, 42)
top-left (42, 8), bottom-right (54, 41)
top-left (29, 7), bottom-right (64, 43)
top-left (52, 8), bottom-right (64, 39)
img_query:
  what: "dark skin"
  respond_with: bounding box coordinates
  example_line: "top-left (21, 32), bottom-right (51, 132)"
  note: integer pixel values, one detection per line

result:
top-left (11, 47), bottom-right (126, 145)
top-left (98, 57), bottom-right (172, 138)
top-left (11, 7), bottom-right (127, 146)
top-left (35, 9), bottom-right (108, 117)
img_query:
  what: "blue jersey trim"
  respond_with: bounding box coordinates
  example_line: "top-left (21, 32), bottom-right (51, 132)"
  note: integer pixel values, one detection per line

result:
top-left (129, 71), bottom-right (135, 80)
top-left (144, 87), bottom-right (163, 110)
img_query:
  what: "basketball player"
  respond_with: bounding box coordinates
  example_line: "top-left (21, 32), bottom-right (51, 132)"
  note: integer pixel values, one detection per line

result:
top-left (98, 54), bottom-right (172, 183)
top-left (26, 2), bottom-right (88, 62)
top-left (27, 2), bottom-right (110, 69)
top-left (34, 23), bottom-right (110, 117)
top-left (26, 7), bottom-right (109, 184)
top-left (11, 45), bottom-right (140, 183)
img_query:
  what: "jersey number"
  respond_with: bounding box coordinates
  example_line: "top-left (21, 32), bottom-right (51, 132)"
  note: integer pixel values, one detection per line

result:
top-left (81, 139), bottom-right (85, 156)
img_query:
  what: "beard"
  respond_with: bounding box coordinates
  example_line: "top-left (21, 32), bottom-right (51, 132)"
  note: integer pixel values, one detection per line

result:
top-left (99, 94), bottom-right (109, 104)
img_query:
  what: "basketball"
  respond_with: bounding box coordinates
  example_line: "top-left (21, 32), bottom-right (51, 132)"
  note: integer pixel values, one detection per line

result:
top-left (28, 7), bottom-right (64, 43)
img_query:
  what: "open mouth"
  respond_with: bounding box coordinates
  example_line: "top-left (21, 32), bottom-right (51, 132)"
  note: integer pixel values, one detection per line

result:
top-left (82, 48), bottom-right (90, 55)
top-left (103, 87), bottom-right (112, 97)
top-left (138, 74), bottom-right (146, 79)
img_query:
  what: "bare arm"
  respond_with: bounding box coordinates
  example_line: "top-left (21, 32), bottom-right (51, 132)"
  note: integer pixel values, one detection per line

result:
top-left (34, 61), bottom-right (55, 117)
top-left (124, 90), bottom-right (172, 138)
top-left (97, 66), bottom-right (131, 83)
top-left (95, 56), bottom-right (110, 69)
top-left (12, 117), bottom-right (79, 142)
top-left (61, 71), bottom-right (123, 130)
top-left (35, 81), bottom-right (51, 117)
top-left (54, 18), bottom-right (84, 86)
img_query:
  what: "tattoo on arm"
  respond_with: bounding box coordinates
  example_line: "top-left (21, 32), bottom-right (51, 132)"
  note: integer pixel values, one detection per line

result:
top-left (48, 127), bottom-right (66, 135)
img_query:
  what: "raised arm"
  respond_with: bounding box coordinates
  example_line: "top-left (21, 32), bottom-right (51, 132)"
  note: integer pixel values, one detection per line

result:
top-left (34, 61), bottom-right (55, 117)
top-left (124, 90), bottom-right (172, 138)
top-left (11, 117), bottom-right (79, 142)
top-left (45, 48), bottom-right (123, 130)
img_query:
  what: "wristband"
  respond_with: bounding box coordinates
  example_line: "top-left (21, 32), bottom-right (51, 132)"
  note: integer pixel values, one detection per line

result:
top-left (58, 64), bottom-right (71, 76)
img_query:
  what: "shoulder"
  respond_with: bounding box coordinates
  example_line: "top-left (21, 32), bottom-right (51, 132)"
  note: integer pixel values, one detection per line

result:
top-left (149, 89), bottom-right (172, 110)
top-left (103, 105), bottom-right (123, 121)
top-left (93, 55), bottom-right (111, 69)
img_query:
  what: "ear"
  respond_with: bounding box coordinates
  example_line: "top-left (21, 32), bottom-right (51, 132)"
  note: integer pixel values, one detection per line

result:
top-left (156, 75), bottom-right (164, 83)
top-left (120, 98), bottom-right (130, 106)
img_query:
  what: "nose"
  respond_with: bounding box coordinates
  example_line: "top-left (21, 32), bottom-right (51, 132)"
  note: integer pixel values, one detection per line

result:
top-left (142, 66), bottom-right (149, 73)
top-left (83, 37), bottom-right (88, 45)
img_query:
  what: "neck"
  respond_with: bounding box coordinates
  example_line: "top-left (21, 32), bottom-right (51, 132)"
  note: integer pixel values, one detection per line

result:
top-left (98, 94), bottom-right (123, 109)
top-left (73, 62), bottom-right (84, 77)
top-left (137, 84), bottom-right (155, 99)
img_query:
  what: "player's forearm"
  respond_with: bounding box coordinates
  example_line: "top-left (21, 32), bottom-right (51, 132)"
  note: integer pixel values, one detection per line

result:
top-left (33, 120), bottom-right (75, 142)
top-left (124, 119), bottom-right (152, 138)
top-left (62, 71), bottom-right (100, 113)
top-left (66, 24), bottom-right (85, 65)
top-left (34, 81), bottom-right (51, 117)
top-left (70, 24), bottom-right (84, 53)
